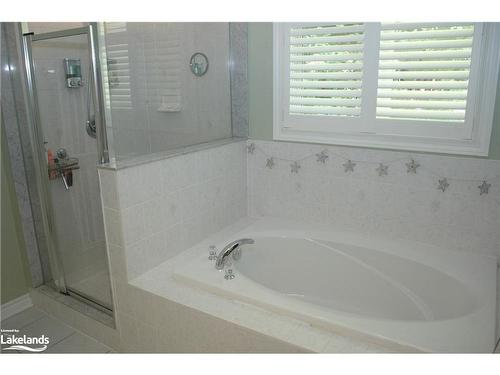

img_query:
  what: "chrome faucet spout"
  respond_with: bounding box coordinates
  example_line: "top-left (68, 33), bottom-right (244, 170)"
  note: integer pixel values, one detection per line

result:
top-left (215, 238), bottom-right (254, 270)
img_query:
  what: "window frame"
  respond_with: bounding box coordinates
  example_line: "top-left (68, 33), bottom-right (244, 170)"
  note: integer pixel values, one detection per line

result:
top-left (273, 22), bottom-right (500, 156)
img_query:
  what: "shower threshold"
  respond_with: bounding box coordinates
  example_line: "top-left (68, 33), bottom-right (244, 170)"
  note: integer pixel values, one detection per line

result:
top-left (34, 285), bottom-right (115, 328)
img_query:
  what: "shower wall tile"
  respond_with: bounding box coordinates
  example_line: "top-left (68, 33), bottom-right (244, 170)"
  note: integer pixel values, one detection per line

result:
top-left (103, 23), bottom-right (236, 161)
top-left (247, 140), bottom-right (500, 258)
top-left (99, 140), bottom-right (247, 280)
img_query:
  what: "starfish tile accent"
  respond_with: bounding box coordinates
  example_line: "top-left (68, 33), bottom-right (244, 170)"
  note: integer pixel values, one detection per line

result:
top-left (437, 178), bottom-right (449, 192)
top-left (290, 161), bottom-right (301, 174)
top-left (343, 160), bottom-right (356, 173)
top-left (406, 159), bottom-right (420, 174)
top-left (478, 180), bottom-right (491, 195)
top-left (316, 150), bottom-right (329, 164)
top-left (376, 163), bottom-right (389, 177)
top-left (266, 157), bottom-right (275, 169)
top-left (247, 142), bottom-right (256, 154)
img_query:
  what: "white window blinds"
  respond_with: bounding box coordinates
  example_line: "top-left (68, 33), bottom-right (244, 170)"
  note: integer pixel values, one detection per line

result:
top-left (376, 23), bottom-right (475, 122)
top-left (275, 22), bottom-right (500, 155)
top-left (103, 23), bottom-right (132, 110)
top-left (289, 24), bottom-right (365, 117)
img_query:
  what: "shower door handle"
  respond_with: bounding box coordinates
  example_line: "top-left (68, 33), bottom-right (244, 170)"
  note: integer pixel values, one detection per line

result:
top-left (85, 65), bottom-right (97, 139)
top-left (87, 23), bottom-right (109, 165)
top-left (86, 117), bottom-right (96, 138)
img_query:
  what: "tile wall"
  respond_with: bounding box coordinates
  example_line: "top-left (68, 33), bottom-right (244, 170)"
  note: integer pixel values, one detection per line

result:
top-left (103, 23), bottom-right (233, 160)
top-left (98, 140), bottom-right (270, 351)
top-left (247, 140), bottom-right (500, 342)
top-left (99, 140), bottom-right (247, 281)
top-left (247, 140), bottom-right (500, 258)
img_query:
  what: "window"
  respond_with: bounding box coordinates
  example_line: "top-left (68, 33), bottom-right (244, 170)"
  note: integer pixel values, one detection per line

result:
top-left (103, 22), bottom-right (132, 110)
top-left (274, 23), bottom-right (500, 156)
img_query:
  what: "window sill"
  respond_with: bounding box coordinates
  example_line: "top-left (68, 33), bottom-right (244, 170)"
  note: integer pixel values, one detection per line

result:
top-left (274, 127), bottom-right (490, 157)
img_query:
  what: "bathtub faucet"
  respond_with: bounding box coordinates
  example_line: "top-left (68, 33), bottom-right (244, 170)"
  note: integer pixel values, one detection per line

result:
top-left (215, 238), bottom-right (254, 270)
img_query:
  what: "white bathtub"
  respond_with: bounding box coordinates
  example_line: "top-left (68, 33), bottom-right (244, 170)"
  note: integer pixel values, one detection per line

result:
top-left (174, 217), bottom-right (498, 352)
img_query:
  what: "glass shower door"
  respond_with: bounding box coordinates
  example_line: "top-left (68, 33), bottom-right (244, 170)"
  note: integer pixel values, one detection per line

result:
top-left (23, 26), bottom-right (113, 311)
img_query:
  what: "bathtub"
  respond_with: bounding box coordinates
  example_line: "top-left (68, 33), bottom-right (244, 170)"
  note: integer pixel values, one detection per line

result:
top-left (173, 217), bottom-right (498, 352)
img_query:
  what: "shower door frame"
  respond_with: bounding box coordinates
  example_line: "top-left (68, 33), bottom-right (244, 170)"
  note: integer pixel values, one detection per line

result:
top-left (21, 23), bottom-right (112, 312)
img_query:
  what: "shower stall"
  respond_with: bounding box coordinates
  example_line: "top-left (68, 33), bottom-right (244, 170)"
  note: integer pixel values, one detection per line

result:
top-left (3, 22), bottom-right (246, 318)
top-left (21, 23), bottom-right (113, 312)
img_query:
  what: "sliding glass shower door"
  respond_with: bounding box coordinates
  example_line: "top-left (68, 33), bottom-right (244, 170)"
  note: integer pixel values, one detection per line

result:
top-left (23, 25), bottom-right (113, 311)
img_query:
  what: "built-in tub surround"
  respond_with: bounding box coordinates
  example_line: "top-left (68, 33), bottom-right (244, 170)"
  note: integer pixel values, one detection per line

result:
top-left (107, 216), bottom-right (393, 353)
top-left (175, 217), bottom-right (497, 353)
top-left (98, 139), bottom-right (391, 352)
top-left (98, 137), bottom-right (499, 352)
top-left (99, 140), bottom-right (316, 352)
top-left (247, 139), bottom-right (500, 344)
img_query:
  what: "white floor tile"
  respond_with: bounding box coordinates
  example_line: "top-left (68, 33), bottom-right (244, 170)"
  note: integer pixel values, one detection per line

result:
top-left (1, 308), bottom-right (113, 354)
top-left (45, 332), bottom-right (111, 353)
top-left (0, 307), bottom-right (47, 330)
top-left (18, 315), bottom-right (75, 348)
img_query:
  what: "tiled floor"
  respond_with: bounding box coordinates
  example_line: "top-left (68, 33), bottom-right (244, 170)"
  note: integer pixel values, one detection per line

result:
top-left (1, 307), bottom-right (112, 353)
